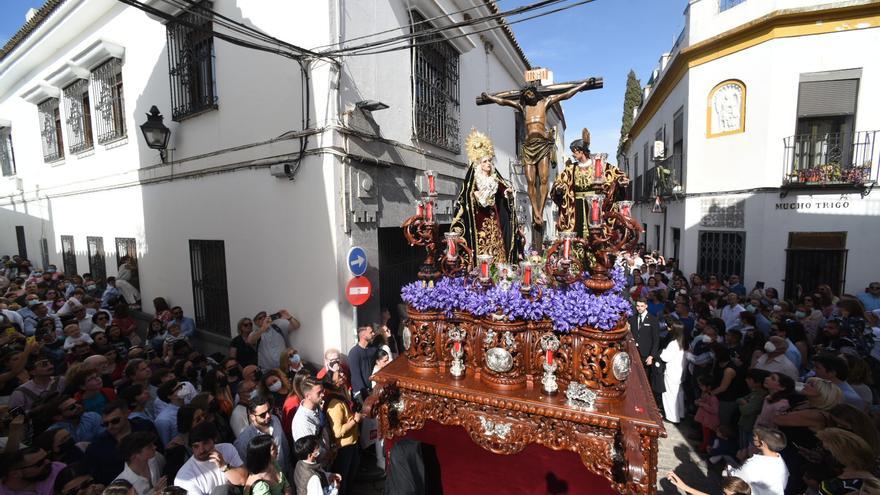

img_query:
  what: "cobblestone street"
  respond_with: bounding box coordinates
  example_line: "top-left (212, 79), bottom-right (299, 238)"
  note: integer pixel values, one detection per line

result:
top-left (656, 419), bottom-right (719, 494)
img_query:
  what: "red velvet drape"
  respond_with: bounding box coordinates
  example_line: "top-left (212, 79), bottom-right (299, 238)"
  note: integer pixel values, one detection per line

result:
top-left (387, 421), bottom-right (617, 495)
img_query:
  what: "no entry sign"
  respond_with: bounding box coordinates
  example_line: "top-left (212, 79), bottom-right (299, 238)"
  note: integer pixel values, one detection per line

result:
top-left (346, 276), bottom-right (372, 306)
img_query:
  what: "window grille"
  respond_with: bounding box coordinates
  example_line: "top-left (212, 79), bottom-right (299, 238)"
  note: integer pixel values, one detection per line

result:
top-left (61, 235), bottom-right (77, 275)
top-left (167, 3), bottom-right (218, 121)
top-left (91, 58), bottom-right (126, 143)
top-left (38, 99), bottom-right (64, 162)
top-left (62, 79), bottom-right (94, 154)
top-left (411, 11), bottom-right (460, 152)
top-left (0, 127), bottom-right (14, 176)
top-left (87, 236), bottom-right (107, 282)
top-left (115, 237), bottom-right (140, 291)
top-left (40, 238), bottom-right (49, 271)
top-left (697, 231), bottom-right (745, 280)
top-left (189, 240), bottom-right (230, 335)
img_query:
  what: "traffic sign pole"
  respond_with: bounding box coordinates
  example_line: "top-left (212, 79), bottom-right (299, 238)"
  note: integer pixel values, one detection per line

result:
top-left (346, 247), bottom-right (369, 338)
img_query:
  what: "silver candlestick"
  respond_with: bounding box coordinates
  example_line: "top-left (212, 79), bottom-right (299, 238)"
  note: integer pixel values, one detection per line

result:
top-left (539, 333), bottom-right (561, 395)
top-left (449, 326), bottom-right (467, 379)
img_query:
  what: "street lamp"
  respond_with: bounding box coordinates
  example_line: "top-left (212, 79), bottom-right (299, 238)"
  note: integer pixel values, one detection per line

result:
top-left (139, 105), bottom-right (171, 162)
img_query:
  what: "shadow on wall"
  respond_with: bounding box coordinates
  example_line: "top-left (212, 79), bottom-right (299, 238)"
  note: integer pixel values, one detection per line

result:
top-left (131, 1), bottom-right (342, 363)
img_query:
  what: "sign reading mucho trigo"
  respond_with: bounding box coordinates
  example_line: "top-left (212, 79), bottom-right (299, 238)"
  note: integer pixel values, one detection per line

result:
top-left (775, 199), bottom-right (852, 210)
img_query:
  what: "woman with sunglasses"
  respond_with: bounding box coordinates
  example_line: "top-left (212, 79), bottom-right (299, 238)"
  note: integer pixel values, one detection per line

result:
top-left (229, 318), bottom-right (259, 368)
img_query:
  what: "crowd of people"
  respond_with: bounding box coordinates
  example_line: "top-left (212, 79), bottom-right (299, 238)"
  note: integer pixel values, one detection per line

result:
top-left (621, 248), bottom-right (880, 494)
top-left (0, 254), bottom-right (398, 495)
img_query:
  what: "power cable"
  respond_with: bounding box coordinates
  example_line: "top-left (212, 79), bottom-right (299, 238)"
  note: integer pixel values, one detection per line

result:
top-left (337, 0), bottom-right (596, 57)
top-left (309, 0), bottom-right (512, 51)
top-left (319, 0), bottom-right (568, 56)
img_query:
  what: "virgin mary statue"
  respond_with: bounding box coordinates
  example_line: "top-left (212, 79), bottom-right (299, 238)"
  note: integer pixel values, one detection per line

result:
top-left (450, 129), bottom-right (519, 263)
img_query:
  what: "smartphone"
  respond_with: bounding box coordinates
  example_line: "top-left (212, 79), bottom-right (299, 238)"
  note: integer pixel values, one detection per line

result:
top-left (755, 281), bottom-right (765, 289)
top-left (270, 312), bottom-right (282, 321)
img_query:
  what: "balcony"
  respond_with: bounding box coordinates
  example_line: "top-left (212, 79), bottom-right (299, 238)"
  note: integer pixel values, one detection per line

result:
top-left (634, 158), bottom-right (684, 204)
top-left (782, 130), bottom-right (878, 194)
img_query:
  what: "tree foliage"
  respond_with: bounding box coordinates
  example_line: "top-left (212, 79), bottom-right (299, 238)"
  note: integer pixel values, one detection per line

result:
top-left (617, 70), bottom-right (642, 157)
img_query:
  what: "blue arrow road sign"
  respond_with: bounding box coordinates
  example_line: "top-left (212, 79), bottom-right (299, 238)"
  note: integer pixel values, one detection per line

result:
top-left (347, 246), bottom-right (368, 276)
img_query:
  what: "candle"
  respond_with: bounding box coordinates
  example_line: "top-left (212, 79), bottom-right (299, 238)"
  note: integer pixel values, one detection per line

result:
top-left (445, 232), bottom-right (458, 260)
top-left (416, 201), bottom-right (424, 219)
top-left (521, 261), bottom-right (532, 287)
top-left (563, 237), bottom-right (571, 259)
top-left (593, 155), bottom-right (604, 181)
top-left (546, 349), bottom-right (554, 365)
top-left (426, 170), bottom-right (436, 194)
top-left (454, 341), bottom-right (461, 353)
top-left (425, 201), bottom-right (433, 222)
top-left (588, 194), bottom-right (605, 228)
top-left (477, 255), bottom-right (492, 279)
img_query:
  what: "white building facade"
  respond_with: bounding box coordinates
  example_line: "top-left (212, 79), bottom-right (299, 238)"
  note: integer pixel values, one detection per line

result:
top-left (0, 0), bottom-right (564, 356)
top-left (622, 0), bottom-right (880, 299)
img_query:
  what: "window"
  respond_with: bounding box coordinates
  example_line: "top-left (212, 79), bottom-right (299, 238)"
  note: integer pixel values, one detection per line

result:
top-left (15, 226), bottom-right (26, 258)
top-left (719, 0), bottom-right (746, 12)
top-left (115, 237), bottom-right (140, 290)
top-left (671, 228), bottom-right (681, 260)
top-left (167, 3), bottom-right (218, 121)
top-left (411, 11), bottom-right (460, 152)
top-left (697, 231), bottom-right (745, 280)
top-left (673, 108), bottom-right (684, 186)
top-left (40, 238), bottom-right (49, 271)
top-left (0, 127), bottom-right (14, 176)
top-left (87, 236), bottom-right (106, 282)
top-left (189, 240), bottom-right (230, 335)
top-left (792, 72), bottom-right (860, 170)
top-left (62, 79), bottom-right (94, 154)
top-left (654, 225), bottom-right (661, 251)
top-left (61, 235), bottom-right (77, 275)
top-left (38, 99), bottom-right (64, 162)
top-left (784, 233), bottom-right (847, 299)
top-left (91, 58), bottom-right (126, 143)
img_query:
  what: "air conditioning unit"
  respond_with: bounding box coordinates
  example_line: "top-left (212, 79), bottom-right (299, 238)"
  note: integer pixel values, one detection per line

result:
top-left (653, 141), bottom-right (665, 160)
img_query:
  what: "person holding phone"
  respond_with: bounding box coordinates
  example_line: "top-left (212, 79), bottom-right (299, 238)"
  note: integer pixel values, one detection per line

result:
top-left (250, 310), bottom-right (301, 371)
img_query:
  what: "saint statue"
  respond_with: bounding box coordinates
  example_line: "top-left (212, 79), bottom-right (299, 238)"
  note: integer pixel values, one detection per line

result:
top-left (450, 129), bottom-right (519, 264)
top-left (552, 128), bottom-right (628, 239)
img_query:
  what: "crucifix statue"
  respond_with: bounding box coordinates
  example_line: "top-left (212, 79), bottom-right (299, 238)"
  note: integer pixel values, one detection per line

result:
top-left (477, 72), bottom-right (602, 250)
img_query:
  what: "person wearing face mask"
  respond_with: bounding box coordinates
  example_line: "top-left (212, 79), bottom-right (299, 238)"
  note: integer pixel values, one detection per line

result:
top-left (0, 447), bottom-right (65, 495)
top-left (230, 380), bottom-right (258, 438)
top-left (754, 337), bottom-right (799, 380)
top-left (280, 348), bottom-right (316, 384)
top-left (260, 371), bottom-right (290, 417)
top-left (154, 380), bottom-right (189, 448)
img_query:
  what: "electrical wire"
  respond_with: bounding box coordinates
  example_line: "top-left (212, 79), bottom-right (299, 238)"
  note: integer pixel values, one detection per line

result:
top-left (336, 0), bottom-right (596, 57)
top-left (154, 0), bottom-right (325, 59)
top-left (319, 0), bottom-right (568, 56)
top-left (309, 0), bottom-right (512, 51)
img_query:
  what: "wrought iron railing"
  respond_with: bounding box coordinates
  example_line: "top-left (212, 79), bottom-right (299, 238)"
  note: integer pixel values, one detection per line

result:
top-left (635, 163), bottom-right (682, 203)
top-left (782, 130), bottom-right (878, 187)
top-left (411, 11), bottom-right (461, 153)
top-left (62, 79), bottom-right (94, 154)
top-left (0, 127), bottom-right (15, 176)
top-left (91, 58), bottom-right (127, 144)
top-left (38, 99), bottom-right (64, 162)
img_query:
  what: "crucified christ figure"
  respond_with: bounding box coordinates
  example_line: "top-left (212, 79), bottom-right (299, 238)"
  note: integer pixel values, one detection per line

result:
top-left (478, 77), bottom-right (600, 247)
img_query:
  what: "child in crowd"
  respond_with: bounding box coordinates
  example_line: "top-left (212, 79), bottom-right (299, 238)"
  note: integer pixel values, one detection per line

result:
top-left (62, 322), bottom-right (94, 350)
top-left (695, 374), bottom-right (720, 453)
top-left (709, 424), bottom-right (739, 467)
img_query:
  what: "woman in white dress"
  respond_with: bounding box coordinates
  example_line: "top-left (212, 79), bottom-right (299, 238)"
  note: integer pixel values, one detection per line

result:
top-left (660, 322), bottom-right (686, 423)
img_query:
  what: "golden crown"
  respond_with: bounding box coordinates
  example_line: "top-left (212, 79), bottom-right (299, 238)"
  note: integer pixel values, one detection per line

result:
top-left (465, 128), bottom-right (495, 164)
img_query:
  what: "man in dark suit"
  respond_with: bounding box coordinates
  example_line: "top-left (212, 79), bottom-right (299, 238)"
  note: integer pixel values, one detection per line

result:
top-left (628, 299), bottom-right (660, 371)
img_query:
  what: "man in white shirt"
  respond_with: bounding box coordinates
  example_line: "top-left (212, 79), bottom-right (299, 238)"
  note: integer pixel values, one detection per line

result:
top-left (115, 431), bottom-right (166, 495)
top-left (292, 376), bottom-right (331, 466)
top-left (721, 293), bottom-right (746, 331)
top-left (754, 337), bottom-right (799, 380)
top-left (727, 426), bottom-right (788, 495)
top-left (174, 422), bottom-right (244, 495)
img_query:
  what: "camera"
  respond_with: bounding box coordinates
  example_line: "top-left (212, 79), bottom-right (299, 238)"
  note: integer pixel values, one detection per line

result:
top-left (270, 312), bottom-right (282, 321)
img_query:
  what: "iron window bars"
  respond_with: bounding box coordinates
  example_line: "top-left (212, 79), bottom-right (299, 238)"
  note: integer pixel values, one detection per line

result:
top-left (411, 11), bottom-right (461, 153)
top-left (62, 79), bottom-right (95, 154)
top-left (167, 3), bottom-right (218, 121)
top-left (0, 127), bottom-right (15, 176)
top-left (91, 58), bottom-right (127, 143)
top-left (38, 99), bottom-right (64, 162)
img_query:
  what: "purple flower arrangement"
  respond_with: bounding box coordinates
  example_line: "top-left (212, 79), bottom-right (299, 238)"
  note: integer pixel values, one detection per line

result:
top-left (400, 267), bottom-right (633, 332)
